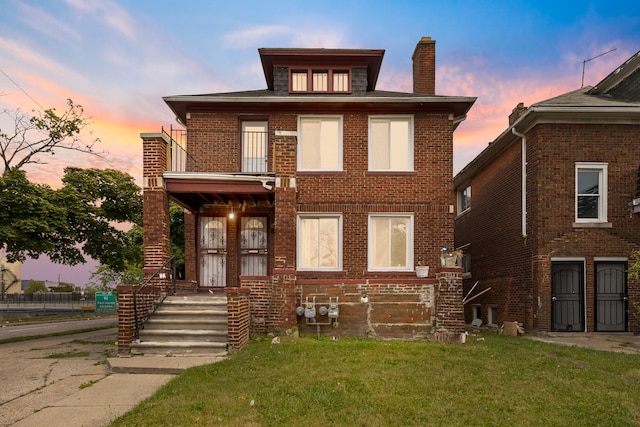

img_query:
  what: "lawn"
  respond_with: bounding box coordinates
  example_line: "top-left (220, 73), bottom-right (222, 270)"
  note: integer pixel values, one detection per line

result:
top-left (110, 333), bottom-right (640, 426)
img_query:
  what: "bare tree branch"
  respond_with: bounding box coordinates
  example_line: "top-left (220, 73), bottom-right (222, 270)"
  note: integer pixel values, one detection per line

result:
top-left (0, 99), bottom-right (107, 175)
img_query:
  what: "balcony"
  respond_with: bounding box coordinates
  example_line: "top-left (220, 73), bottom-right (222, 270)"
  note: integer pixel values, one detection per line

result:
top-left (164, 126), bottom-right (272, 175)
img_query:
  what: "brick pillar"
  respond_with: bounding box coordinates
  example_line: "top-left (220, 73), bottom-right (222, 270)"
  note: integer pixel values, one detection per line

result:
top-left (412, 36), bottom-right (436, 95)
top-left (226, 287), bottom-right (250, 350)
top-left (116, 285), bottom-right (135, 354)
top-left (141, 133), bottom-right (171, 278)
top-left (434, 267), bottom-right (465, 343)
top-left (271, 131), bottom-right (297, 331)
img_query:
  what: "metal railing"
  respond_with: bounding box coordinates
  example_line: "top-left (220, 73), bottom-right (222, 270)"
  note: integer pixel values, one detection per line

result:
top-left (133, 257), bottom-right (175, 339)
top-left (163, 125), bottom-right (194, 172)
top-left (163, 127), bottom-right (272, 174)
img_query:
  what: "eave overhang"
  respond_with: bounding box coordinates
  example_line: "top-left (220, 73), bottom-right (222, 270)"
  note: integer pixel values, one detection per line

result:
top-left (454, 105), bottom-right (640, 188)
top-left (164, 95), bottom-right (477, 129)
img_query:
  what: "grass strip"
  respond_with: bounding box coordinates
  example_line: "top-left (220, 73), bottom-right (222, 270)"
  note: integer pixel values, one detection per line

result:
top-left (0, 323), bottom-right (117, 345)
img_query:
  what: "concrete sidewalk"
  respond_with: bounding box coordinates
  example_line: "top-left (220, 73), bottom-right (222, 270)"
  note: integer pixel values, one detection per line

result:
top-left (11, 355), bottom-right (225, 427)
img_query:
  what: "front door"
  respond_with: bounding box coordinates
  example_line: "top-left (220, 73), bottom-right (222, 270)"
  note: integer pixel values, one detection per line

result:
top-left (199, 217), bottom-right (227, 288)
top-left (551, 262), bottom-right (584, 332)
top-left (595, 262), bottom-right (628, 332)
top-left (240, 216), bottom-right (268, 276)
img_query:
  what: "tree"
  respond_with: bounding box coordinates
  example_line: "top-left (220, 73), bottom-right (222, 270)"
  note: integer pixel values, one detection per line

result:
top-left (24, 279), bottom-right (47, 294)
top-left (0, 99), bottom-right (104, 175)
top-left (628, 250), bottom-right (640, 326)
top-left (0, 167), bottom-right (142, 271)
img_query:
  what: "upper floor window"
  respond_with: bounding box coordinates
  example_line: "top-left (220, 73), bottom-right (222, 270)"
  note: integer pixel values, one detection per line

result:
top-left (241, 121), bottom-right (268, 173)
top-left (298, 116), bottom-right (342, 171)
top-left (458, 185), bottom-right (471, 214)
top-left (575, 162), bottom-right (608, 223)
top-left (369, 116), bottom-right (414, 171)
top-left (368, 213), bottom-right (414, 271)
top-left (290, 69), bottom-right (350, 93)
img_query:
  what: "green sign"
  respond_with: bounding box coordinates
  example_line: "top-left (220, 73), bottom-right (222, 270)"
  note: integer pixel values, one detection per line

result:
top-left (95, 291), bottom-right (117, 313)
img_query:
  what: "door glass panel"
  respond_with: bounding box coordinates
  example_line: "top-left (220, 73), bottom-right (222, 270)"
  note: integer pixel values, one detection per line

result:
top-left (240, 217), bottom-right (267, 276)
top-left (199, 217), bottom-right (227, 287)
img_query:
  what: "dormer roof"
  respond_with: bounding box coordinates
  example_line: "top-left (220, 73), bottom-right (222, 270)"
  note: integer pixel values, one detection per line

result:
top-left (258, 47), bottom-right (385, 91)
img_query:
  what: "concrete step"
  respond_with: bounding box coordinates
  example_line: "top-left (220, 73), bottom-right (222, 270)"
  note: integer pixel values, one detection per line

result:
top-left (139, 329), bottom-right (228, 343)
top-left (144, 318), bottom-right (227, 330)
top-left (130, 340), bottom-right (228, 356)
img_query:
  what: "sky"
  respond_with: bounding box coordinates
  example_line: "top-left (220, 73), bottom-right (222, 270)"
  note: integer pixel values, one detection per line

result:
top-left (1, 0), bottom-right (639, 286)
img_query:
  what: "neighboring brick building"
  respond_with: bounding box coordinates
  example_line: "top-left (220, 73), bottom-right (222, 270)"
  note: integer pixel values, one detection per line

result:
top-left (454, 50), bottom-right (640, 334)
top-left (130, 37), bottom-right (475, 350)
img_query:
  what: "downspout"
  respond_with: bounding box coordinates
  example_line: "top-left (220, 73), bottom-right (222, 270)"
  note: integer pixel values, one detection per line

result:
top-left (511, 127), bottom-right (527, 237)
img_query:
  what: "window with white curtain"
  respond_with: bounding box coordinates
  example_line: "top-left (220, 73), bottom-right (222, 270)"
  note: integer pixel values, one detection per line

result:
top-left (298, 116), bottom-right (342, 171)
top-left (297, 214), bottom-right (342, 270)
top-left (369, 116), bottom-right (413, 171)
top-left (575, 162), bottom-right (608, 223)
top-left (368, 214), bottom-right (413, 271)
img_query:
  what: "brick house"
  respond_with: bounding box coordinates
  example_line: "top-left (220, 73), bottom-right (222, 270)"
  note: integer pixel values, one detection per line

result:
top-left (118, 37), bottom-right (476, 354)
top-left (454, 50), bottom-right (640, 334)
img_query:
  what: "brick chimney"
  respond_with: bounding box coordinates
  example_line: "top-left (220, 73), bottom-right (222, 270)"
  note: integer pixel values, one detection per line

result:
top-left (509, 103), bottom-right (527, 126)
top-left (412, 36), bottom-right (436, 95)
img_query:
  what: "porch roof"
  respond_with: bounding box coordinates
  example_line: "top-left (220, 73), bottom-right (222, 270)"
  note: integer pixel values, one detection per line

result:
top-left (163, 172), bottom-right (275, 212)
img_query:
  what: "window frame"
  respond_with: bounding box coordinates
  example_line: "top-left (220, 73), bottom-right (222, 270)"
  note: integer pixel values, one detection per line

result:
top-left (575, 162), bottom-right (608, 223)
top-left (367, 213), bottom-right (414, 272)
top-left (368, 115), bottom-right (414, 172)
top-left (240, 121), bottom-right (268, 173)
top-left (458, 185), bottom-right (471, 214)
top-left (296, 213), bottom-right (343, 271)
top-left (297, 115), bottom-right (343, 171)
top-left (289, 69), bottom-right (351, 93)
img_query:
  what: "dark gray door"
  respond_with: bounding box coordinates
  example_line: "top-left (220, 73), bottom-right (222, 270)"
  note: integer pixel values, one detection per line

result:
top-left (551, 262), bottom-right (584, 332)
top-left (595, 262), bottom-right (628, 332)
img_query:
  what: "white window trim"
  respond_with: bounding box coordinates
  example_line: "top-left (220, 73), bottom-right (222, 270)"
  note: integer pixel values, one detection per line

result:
top-left (296, 213), bottom-right (343, 271)
top-left (367, 213), bottom-right (414, 272)
top-left (368, 115), bottom-right (414, 172)
top-left (297, 115), bottom-right (343, 171)
top-left (575, 162), bottom-right (608, 223)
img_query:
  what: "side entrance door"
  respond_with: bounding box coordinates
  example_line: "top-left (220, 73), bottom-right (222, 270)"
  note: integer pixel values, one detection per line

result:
top-left (199, 217), bottom-right (227, 288)
top-left (595, 262), bottom-right (628, 332)
top-left (551, 261), bottom-right (584, 332)
top-left (240, 216), bottom-right (268, 276)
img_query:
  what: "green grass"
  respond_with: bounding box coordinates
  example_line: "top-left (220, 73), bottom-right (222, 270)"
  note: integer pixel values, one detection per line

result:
top-left (110, 333), bottom-right (640, 426)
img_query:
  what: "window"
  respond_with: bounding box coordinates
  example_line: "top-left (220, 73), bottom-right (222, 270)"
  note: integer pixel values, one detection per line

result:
top-left (458, 185), bottom-right (471, 214)
top-left (575, 162), bottom-right (608, 222)
top-left (290, 69), bottom-right (350, 93)
top-left (298, 116), bottom-right (342, 171)
top-left (368, 214), bottom-right (413, 271)
top-left (297, 214), bottom-right (342, 270)
top-left (369, 116), bottom-right (413, 171)
top-left (241, 121), bottom-right (267, 173)
top-left (291, 72), bottom-right (308, 92)
top-left (458, 244), bottom-right (471, 277)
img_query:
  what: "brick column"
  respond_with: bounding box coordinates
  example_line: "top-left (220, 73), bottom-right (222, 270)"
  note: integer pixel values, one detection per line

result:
top-left (116, 285), bottom-right (135, 354)
top-left (226, 287), bottom-right (250, 350)
top-left (434, 267), bottom-right (465, 343)
top-left (141, 133), bottom-right (171, 279)
top-left (271, 130), bottom-right (297, 331)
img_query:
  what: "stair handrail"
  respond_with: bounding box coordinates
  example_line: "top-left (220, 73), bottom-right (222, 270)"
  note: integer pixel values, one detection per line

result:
top-left (133, 257), bottom-right (175, 339)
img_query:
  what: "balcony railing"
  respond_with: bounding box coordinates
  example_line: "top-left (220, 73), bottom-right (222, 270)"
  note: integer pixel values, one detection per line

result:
top-left (164, 127), bottom-right (271, 174)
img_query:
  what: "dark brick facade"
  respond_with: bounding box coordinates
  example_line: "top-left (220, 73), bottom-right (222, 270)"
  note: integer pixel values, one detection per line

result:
top-left (455, 119), bottom-right (640, 333)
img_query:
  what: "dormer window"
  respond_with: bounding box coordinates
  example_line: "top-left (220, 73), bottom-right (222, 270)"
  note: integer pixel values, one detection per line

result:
top-left (290, 69), bottom-right (351, 93)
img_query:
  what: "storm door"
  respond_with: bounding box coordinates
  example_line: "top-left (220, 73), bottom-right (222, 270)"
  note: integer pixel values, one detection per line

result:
top-left (199, 217), bottom-right (227, 288)
top-left (551, 262), bottom-right (584, 332)
top-left (595, 262), bottom-right (628, 332)
top-left (240, 216), bottom-right (268, 276)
